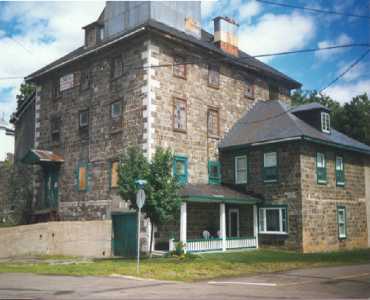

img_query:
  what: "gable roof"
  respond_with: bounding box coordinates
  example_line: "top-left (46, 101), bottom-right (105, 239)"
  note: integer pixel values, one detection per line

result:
top-left (219, 100), bottom-right (370, 155)
top-left (26, 19), bottom-right (301, 89)
top-left (290, 102), bottom-right (330, 113)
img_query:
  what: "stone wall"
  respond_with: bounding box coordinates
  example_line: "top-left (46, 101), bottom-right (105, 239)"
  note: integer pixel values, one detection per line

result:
top-left (300, 142), bottom-right (368, 252)
top-left (0, 162), bottom-right (9, 218)
top-left (220, 142), bottom-right (303, 250)
top-left (0, 220), bottom-right (111, 258)
top-left (151, 35), bottom-right (291, 185)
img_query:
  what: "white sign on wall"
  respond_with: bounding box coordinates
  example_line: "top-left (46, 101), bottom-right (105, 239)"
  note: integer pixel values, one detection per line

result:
top-left (60, 73), bottom-right (74, 91)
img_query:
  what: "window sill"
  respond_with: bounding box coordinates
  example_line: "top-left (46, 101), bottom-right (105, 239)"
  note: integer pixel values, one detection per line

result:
top-left (245, 95), bottom-right (255, 100)
top-left (208, 83), bottom-right (220, 90)
top-left (173, 74), bottom-right (187, 80)
top-left (338, 236), bottom-right (347, 240)
top-left (207, 134), bottom-right (219, 140)
top-left (173, 128), bottom-right (187, 134)
top-left (259, 232), bottom-right (288, 235)
top-left (264, 179), bottom-right (278, 184)
top-left (336, 182), bottom-right (345, 187)
top-left (317, 180), bottom-right (327, 185)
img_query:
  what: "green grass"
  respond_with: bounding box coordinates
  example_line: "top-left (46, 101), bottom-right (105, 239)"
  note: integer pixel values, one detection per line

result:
top-left (0, 249), bottom-right (369, 282)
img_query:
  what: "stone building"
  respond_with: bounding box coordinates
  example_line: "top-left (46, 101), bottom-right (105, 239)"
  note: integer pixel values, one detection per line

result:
top-left (13, 1), bottom-right (369, 254)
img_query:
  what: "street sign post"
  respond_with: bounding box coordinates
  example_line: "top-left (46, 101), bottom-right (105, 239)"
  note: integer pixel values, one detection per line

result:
top-left (136, 187), bottom-right (146, 274)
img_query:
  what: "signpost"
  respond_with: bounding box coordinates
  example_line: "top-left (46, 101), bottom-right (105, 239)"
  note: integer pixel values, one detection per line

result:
top-left (135, 180), bottom-right (146, 274)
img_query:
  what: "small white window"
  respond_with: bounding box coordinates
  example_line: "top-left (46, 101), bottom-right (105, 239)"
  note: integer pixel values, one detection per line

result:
top-left (235, 155), bottom-right (247, 184)
top-left (321, 112), bottom-right (330, 133)
top-left (337, 207), bottom-right (346, 239)
top-left (264, 152), bottom-right (277, 167)
top-left (259, 207), bottom-right (287, 234)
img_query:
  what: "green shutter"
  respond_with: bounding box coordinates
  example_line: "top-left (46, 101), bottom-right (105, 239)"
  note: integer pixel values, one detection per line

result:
top-left (208, 160), bottom-right (221, 185)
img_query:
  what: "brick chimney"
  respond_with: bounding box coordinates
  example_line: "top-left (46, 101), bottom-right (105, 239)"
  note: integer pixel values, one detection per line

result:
top-left (213, 16), bottom-right (239, 56)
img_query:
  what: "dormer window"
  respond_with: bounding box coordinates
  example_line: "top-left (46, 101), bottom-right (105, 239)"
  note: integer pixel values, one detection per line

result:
top-left (321, 112), bottom-right (330, 133)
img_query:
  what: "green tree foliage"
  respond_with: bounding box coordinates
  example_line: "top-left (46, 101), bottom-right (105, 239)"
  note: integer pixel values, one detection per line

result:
top-left (118, 147), bottom-right (181, 254)
top-left (16, 82), bottom-right (35, 109)
top-left (291, 90), bottom-right (370, 146)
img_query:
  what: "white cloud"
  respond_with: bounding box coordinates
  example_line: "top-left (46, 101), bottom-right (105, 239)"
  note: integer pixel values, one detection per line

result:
top-left (238, 12), bottom-right (315, 61)
top-left (201, 0), bottom-right (218, 18)
top-left (315, 33), bottom-right (353, 61)
top-left (336, 61), bottom-right (369, 82)
top-left (239, 0), bottom-right (262, 21)
top-left (324, 79), bottom-right (370, 104)
top-left (0, 2), bottom-right (105, 122)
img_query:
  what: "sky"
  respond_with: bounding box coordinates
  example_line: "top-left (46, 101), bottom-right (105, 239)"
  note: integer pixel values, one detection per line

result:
top-left (0, 0), bottom-right (369, 126)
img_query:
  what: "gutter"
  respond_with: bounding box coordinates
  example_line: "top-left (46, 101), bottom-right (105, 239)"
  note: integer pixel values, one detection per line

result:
top-left (26, 27), bottom-right (146, 81)
top-left (220, 135), bottom-right (370, 156)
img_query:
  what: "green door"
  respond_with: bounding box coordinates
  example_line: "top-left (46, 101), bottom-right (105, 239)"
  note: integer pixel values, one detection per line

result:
top-left (44, 166), bottom-right (59, 209)
top-left (112, 213), bottom-right (137, 257)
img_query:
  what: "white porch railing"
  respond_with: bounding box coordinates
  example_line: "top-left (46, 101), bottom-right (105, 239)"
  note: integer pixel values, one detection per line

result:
top-left (169, 237), bottom-right (257, 253)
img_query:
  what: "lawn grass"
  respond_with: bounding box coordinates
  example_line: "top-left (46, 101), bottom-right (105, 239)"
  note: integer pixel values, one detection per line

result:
top-left (0, 248), bottom-right (369, 282)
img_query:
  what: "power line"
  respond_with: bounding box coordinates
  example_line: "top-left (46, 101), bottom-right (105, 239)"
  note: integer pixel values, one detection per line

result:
top-left (255, 0), bottom-right (370, 20)
top-left (0, 43), bottom-right (369, 80)
top-left (7, 35), bottom-right (34, 55)
top-left (319, 49), bottom-right (370, 93)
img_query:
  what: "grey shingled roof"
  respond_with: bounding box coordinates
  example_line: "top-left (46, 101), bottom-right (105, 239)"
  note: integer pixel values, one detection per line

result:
top-left (26, 19), bottom-right (301, 88)
top-left (219, 100), bottom-right (370, 155)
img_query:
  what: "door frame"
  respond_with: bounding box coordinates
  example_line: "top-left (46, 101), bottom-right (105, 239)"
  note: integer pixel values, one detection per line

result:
top-left (228, 208), bottom-right (240, 237)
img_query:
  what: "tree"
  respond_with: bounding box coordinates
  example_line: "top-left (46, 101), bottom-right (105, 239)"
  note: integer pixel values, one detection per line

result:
top-left (291, 90), bottom-right (370, 146)
top-left (118, 147), bottom-right (181, 255)
top-left (16, 82), bottom-right (35, 109)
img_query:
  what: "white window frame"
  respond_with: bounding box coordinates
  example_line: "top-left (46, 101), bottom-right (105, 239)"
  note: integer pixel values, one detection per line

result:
top-left (235, 155), bottom-right (247, 184)
top-left (263, 151), bottom-right (278, 183)
top-left (336, 156), bottom-right (345, 186)
top-left (321, 112), bottom-right (331, 133)
top-left (259, 207), bottom-right (287, 235)
top-left (337, 206), bottom-right (347, 239)
top-left (228, 208), bottom-right (240, 237)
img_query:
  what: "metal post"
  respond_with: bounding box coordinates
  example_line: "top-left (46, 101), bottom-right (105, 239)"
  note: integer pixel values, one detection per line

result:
top-left (137, 208), bottom-right (141, 274)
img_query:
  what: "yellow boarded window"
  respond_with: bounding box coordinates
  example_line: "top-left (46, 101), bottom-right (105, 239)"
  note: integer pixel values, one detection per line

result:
top-left (79, 166), bottom-right (87, 191)
top-left (111, 161), bottom-right (119, 188)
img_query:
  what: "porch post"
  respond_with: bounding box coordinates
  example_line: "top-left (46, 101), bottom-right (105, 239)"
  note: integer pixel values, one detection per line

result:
top-left (180, 202), bottom-right (187, 251)
top-left (220, 202), bottom-right (226, 251)
top-left (253, 204), bottom-right (259, 248)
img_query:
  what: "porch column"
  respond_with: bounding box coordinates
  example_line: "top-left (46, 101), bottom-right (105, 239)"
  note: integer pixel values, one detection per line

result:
top-left (180, 202), bottom-right (187, 250)
top-left (253, 204), bottom-right (259, 248)
top-left (220, 202), bottom-right (226, 251)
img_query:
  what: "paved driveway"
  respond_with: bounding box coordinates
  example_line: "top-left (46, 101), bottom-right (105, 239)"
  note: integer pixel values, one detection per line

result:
top-left (0, 263), bottom-right (369, 299)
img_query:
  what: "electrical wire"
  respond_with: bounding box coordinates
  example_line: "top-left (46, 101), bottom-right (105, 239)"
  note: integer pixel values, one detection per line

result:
top-left (255, 0), bottom-right (370, 20)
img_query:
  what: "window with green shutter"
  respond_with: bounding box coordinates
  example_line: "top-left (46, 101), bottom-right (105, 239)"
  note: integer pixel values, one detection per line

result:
top-left (337, 206), bottom-right (347, 239)
top-left (208, 160), bottom-right (221, 184)
top-left (316, 152), bottom-right (327, 184)
top-left (263, 151), bottom-right (278, 183)
top-left (336, 156), bottom-right (345, 186)
top-left (173, 156), bottom-right (188, 184)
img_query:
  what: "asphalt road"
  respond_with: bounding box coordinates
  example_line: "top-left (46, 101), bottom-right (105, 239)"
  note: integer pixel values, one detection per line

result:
top-left (0, 263), bottom-right (369, 299)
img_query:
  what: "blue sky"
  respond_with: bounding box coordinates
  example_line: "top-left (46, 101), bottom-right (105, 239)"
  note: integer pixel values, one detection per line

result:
top-left (0, 0), bottom-right (369, 124)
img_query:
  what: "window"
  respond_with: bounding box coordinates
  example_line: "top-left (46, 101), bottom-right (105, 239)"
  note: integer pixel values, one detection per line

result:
top-left (81, 70), bottom-right (90, 91)
top-left (173, 156), bottom-right (188, 184)
top-left (173, 98), bottom-right (187, 132)
top-left (54, 80), bottom-right (61, 98)
top-left (77, 163), bottom-right (87, 191)
top-left (269, 85), bottom-right (279, 100)
top-left (173, 56), bottom-right (186, 79)
top-left (208, 64), bottom-right (220, 88)
top-left (79, 110), bottom-right (89, 128)
top-left (208, 160), bottom-right (221, 185)
top-left (244, 80), bottom-right (254, 99)
top-left (50, 116), bottom-right (61, 142)
top-left (99, 27), bottom-right (104, 41)
top-left (337, 206), bottom-right (347, 239)
top-left (336, 156), bottom-right (345, 186)
top-left (235, 155), bottom-right (247, 184)
top-left (259, 206), bottom-right (287, 234)
top-left (110, 161), bottom-right (119, 189)
top-left (316, 152), bottom-right (327, 184)
top-left (207, 108), bottom-right (219, 137)
top-left (321, 112), bottom-right (330, 133)
top-left (112, 56), bottom-right (123, 79)
top-left (111, 101), bottom-right (122, 119)
top-left (263, 151), bottom-right (278, 183)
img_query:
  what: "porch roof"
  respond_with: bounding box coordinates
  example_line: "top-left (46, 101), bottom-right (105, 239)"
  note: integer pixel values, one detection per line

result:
top-left (22, 149), bottom-right (64, 165)
top-left (180, 184), bottom-right (262, 205)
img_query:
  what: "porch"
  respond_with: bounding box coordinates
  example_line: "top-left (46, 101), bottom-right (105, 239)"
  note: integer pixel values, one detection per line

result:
top-left (169, 184), bottom-right (261, 253)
